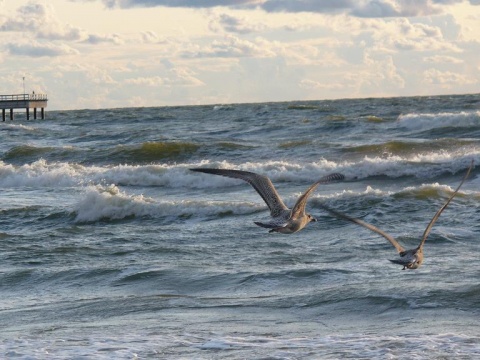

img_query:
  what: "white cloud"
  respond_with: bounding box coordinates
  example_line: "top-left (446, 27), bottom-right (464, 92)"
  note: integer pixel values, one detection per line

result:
top-left (0, 2), bottom-right (86, 40)
top-left (125, 76), bottom-right (164, 86)
top-left (140, 31), bottom-right (159, 43)
top-left (423, 55), bottom-right (463, 64)
top-left (423, 68), bottom-right (477, 87)
top-left (182, 35), bottom-right (276, 58)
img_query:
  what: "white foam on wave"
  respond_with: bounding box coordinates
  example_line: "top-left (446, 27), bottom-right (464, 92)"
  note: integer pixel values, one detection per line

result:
top-left (0, 150), bottom-right (476, 192)
top-left (73, 184), bottom-right (263, 223)
top-left (397, 110), bottom-right (480, 130)
top-left (0, 159), bottom-right (81, 187)
top-left (3, 331), bottom-right (479, 359)
top-left (3, 123), bottom-right (37, 131)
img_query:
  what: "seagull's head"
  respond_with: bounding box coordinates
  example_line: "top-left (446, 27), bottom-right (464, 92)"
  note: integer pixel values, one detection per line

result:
top-left (406, 247), bottom-right (424, 269)
top-left (307, 214), bottom-right (317, 223)
top-left (390, 247), bottom-right (424, 270)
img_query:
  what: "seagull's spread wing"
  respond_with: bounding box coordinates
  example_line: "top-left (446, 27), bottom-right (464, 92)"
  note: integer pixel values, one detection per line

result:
top-left (190, 168), bottom-right (288, 217)
top-left (291, 173), bottom-right (345, 219)
top-left (418, 160), bottom-right (473, 249)
top-left (319, 203), bottom-right (405, 254)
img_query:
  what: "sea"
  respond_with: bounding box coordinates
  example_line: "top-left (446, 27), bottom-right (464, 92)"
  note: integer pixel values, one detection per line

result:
top-left (1, 94), bottom-right (479, 359)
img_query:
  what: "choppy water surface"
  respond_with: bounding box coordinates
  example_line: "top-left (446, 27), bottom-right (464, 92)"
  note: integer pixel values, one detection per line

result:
top-left (1, 94), bottom-right (480, 359)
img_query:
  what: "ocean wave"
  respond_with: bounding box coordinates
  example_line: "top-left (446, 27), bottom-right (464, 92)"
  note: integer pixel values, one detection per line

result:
top-left (0, 159), bottom-right (83, 187)
top-left (278, 140), bottom-right (313, 149)
top-left (396, 110), bottom-right (480, 130)
top-left (287, 104), bottom-right (323, 110)
top-left (72, 184), bottom-right (263, 223)
top-left (213, 104), bottom-right (235, 111)
top-left (393, 182), bottom-right (470, 201)
top-left (342, 139), bottom-right (479, 157)
top-left (193, 332), bottom-right (480, 358)
top-left (0, 152), bottom-right (477, 191)
top-left (187, 154), bottom-right (477, 186)
top-left (3, 329), bottom-right (479, 359)
top-left (3, 145), bottom-right (57, 161)
top-left (3, 123), bottom-right (37, 131)
top-left (105, 141), bottom-right (200, 163)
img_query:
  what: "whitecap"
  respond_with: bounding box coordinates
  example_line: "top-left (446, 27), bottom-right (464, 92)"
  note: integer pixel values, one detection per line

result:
top-left (72, 184), bottom-right (264, 223)
top-left (396, 110), bottom-right (480, 131)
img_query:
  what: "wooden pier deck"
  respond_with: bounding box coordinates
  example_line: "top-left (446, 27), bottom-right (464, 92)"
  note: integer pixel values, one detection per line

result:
top-left (0, 93), bottom-right (48, 121)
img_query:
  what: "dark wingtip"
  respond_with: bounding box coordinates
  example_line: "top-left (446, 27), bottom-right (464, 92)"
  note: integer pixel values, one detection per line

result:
top-left (190, 168), bottom-right (215, 173)
top-left (319, 172), bottom-right (345, 183)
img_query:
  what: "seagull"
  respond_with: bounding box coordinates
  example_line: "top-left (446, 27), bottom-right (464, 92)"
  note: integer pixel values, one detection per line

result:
top-left (319, 160), bottom-right (473, 270)
top-left (190, 168), bottom-right (345, 234)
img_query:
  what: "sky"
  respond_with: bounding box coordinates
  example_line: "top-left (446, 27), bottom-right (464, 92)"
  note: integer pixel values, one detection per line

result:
top-left (0, 0), bottom-right (479, 110)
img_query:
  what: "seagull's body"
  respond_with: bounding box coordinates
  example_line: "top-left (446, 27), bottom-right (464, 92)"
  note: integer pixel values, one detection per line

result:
top-left (320, 161), bottom-right (473, 269)
top-left (190, 168), bottom-right (345, 234)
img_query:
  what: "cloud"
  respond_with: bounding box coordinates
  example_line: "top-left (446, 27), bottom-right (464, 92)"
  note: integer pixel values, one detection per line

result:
top-left (74, 0), bottom-right (480, 17)
top-left (125, 76), bottom-right (164, 86)
top-left (6, 41), bottom-right (79, 57)
top-left (209, 13), bottom-right (265, 34)
top-left (0, 2), bottom-right (126, 45)
top-left (140, 31), bottom-right (160, 43)
top-left (0, 2), bottom-right (86, 41)
top-left (125, 68), bottom-right (204, 88)
top-left (84, 33), bottom-right (124, 45)
top-left (100, 0), bottom-right (260, 9)
top-left (352, 0), bottom-right (442, 18)
top-left (299, 79), bottom-right (346, 91)
top-left (261, 0), bottom-right (356, 13)
top-left (423, 55), bottom-right (463, 63)
top-left (423, 68), bottom-right (477, 87)
top-left (182, 35), bottom-right (275, 58)
top-left (363, 18), bottom-right (461, 53)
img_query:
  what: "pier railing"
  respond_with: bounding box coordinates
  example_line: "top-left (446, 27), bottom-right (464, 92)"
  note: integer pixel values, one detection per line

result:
top-left (0, 93), bottom-right (48, 101)
top-left (1, 93), bottom-right (48, 120)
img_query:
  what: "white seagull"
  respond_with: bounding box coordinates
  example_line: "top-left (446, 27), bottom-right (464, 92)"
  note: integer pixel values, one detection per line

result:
top-left (319, 160), bottom-right (473, 270)
top-left (190, 168), bottom-right (345, 234)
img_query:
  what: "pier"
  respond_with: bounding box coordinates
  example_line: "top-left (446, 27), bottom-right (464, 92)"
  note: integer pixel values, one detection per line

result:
top-left (0, 93), bottom-right (48, 121)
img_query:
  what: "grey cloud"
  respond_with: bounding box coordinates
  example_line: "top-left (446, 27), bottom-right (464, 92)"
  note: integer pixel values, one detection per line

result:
top-left (352, 0), bottom-right (442, 18)
top-left (261, 0), bottom-right (356, 13)
top-left (74, 0), bottom-right (480, 16)
top-left (101, 0), bottom-right (258, 8)
top-left (100, 0), bottom-right (356, 13)
top-left (6, 42), bottom-right (79, 57)
top-left (210, 13), bottom-right (264, 34)
top-left (83, 34), bottom-right (124, 44)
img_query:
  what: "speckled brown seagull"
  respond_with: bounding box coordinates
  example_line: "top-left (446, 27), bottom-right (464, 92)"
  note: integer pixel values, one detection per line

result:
top-left (190, 168), bottom-right (345, 234)
top-left (319, 160), bottom-right (473, 270)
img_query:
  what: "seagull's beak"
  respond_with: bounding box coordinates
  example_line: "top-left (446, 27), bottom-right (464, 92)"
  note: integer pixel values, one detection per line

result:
top-left (311, 217), bottom-right (317, 222)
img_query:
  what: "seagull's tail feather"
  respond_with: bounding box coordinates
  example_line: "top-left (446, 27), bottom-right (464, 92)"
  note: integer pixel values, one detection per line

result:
top-left (254, 221), bottom-right (286, 229)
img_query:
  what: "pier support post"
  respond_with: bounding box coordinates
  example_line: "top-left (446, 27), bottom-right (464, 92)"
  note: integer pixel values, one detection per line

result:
top-left (2, 109), bottom-right (5, 122)
top-left (41, 107), bottom-right (45, 119)
top-left (10, 108), bottom-right (14, 120)
top-left (26, 108), bottom-right (30, 120)
top-left (34, 108), bottom-right (37, 120)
